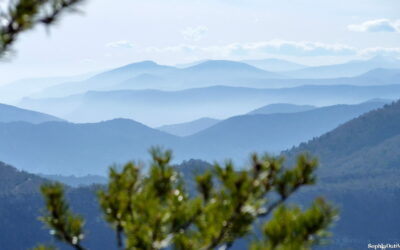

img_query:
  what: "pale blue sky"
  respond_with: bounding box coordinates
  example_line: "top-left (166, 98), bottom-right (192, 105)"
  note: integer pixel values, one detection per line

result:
top-left (1, 0), bottom-right (399, 84)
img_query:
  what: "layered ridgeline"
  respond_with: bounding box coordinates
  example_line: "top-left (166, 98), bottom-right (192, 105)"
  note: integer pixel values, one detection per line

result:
top-left (7, 56), bottom-right (398, 103)
top-left (283, 55), bottom-right (400, 78)
top-left (183, 100), bottom-right (388, 161)
top-left (31, 60), bottom-right (281, 98)
top-left (0, 118), bottom-right (180, 175)
top-left (0, 101), bottom-right (387, 175)
top-left (242, 58), bottom-right (307, 72)
top-left (0, 72), bottom-right (98, 103)
top-left (158, 104), bottom-right (316, 137)
top-left (19, 84), bottom-right (400, 126)
top-left (0, 103), bottom-right (63, 123)
top-left (177, 58), bottom-right (307, 72)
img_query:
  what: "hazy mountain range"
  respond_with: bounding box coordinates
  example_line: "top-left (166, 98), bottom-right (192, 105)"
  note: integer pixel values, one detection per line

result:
top-left (0, 72), bottom-right (98, 103)
top-left (32, 60), bottom-right (281, 98)
top-left (242, 58), bottom-right (307, 72)
top-left (1, 99), bottom-right (400, 248)
top-left (1, 55), bottom-right (400, 249)
top-left (19, 84), bottom-right (400, 126)
top-left (158, 104), bottom-right (316, 137)
top-left (1, 55), bottom-right (399, 174)
top-left (0, 56), bottom-right (397, 104)
top-left (183, 100), bottom-right (388, 161)
top-left (0, 118), bottom-right (178, 175)
top-left (0, 100), bottom-right (387, 175)
top-left (284, 55), bottom-right (400, 78)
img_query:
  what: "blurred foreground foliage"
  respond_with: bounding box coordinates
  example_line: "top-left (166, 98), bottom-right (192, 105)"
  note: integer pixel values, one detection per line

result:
top-left (35, 148), bottom-right (338, 250)
top-left (0, 0), bottom-right (84, 57)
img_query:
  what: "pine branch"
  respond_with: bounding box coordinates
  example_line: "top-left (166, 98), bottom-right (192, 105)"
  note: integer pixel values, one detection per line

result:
top-left (0, 0), bottom-right (84, 57)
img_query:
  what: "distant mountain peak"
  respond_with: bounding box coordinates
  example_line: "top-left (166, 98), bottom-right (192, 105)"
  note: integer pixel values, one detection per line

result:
top-left (244, 58), bottom-right (304, 64)
top-left (248, 103), bottom-right (316, 115)
top-left (117, 60), bottom-right (160, 70)
top-left (358, 67), bottom-right (400, 79)
top-left (100, 118), bottom-right (146, 126)
top-left (368, 55), bottom-right (399, 63)
top-left (285, 55), bottom-right (400, 78)
top-left (85, 60), bottom-right (174, 87)
top-left (242, 58), bottom-right (306, 72)
top-left (97, 60), bottom-right (167, 77)
top-left (362, 98), bottom-right (393, 104)
top-left (187, 60), bottom-right (264, 71)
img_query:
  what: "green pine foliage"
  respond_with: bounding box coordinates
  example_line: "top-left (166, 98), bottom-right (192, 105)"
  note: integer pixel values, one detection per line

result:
top-left (40, 183), bottom-right (85, 250)
top-left (250, 198), bottom-right (335, 250)
top-left (32, 246), bottom-right (57, 250)
top-left (36, 148), bottom-right (337, 249)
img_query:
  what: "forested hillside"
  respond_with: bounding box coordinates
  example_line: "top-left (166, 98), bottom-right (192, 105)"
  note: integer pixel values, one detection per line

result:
top-left (280, 100), bottom-right (400, 247)
top-left (0, 160), bottom-right (212, 250)
top-left (0, 162), bottom-right (115, 250)
top-left (0, 162), bottom-right (46, 195)
top-left (285, 100), bottom-right (400, 187)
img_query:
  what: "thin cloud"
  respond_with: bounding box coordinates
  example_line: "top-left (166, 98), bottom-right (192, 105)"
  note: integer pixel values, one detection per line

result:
top-left (181, 26), bottom-right (209, 42)
top-left (227, 40), bottom-right (357, 57)
top-left (145, 40), bottom-right (400, 59)
top-left (360, 47), bottom-right (400, 57)
top-left (106, 40), bottom-right (135, 49)
top-left (146, 40), bottom-right (358, 57)
top-left (348, 19), bottom-right (400, 33)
